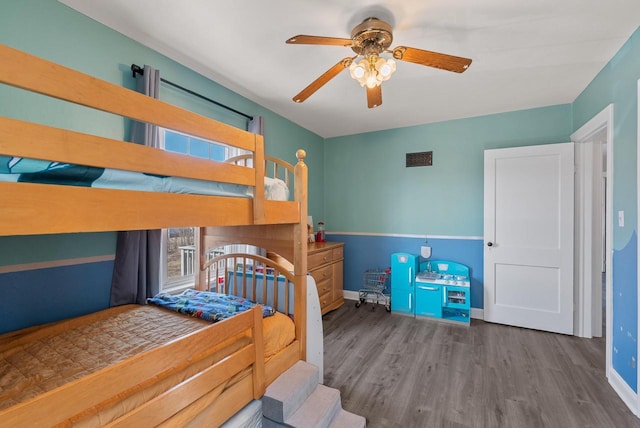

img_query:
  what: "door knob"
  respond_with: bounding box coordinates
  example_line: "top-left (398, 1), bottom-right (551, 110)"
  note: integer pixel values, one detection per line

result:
top-left (487, 242), bottom-right (493, 247)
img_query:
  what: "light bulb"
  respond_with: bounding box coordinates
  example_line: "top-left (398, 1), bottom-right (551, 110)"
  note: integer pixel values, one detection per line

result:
top-left (348, 61), bottom-right (362, 80)
top-left (350, 58), bottom-right (371, 86)
top-left (377, 58), bottom-right (396, 81)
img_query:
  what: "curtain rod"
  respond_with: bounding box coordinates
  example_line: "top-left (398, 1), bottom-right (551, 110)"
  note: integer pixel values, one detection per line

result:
top-left (130, 64), bottom-right (253, 121)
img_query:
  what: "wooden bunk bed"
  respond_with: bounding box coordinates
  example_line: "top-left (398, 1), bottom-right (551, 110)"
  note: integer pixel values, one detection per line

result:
top-left (0, 43), bottom-right (309, 426)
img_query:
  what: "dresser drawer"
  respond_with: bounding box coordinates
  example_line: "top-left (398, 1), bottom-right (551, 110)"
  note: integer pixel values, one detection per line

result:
top-left (319, 290), bottom-right (333, 311)
top-left (315, 277), bottom-right (333, 296)
top-left (332, 246), bottom-right (344, 260)
top-left (308, 242), bottom-right (344, 315)
top-left (308, 249), bottom-right (332, 269)
top-left (310, 264), bottom-right (333, 284)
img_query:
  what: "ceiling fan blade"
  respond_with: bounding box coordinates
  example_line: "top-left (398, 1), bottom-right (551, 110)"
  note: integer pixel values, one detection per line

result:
top-left (286, 35), bottom-right (353, 47)
top-left (367, 85), bottom-right (382, 109)
top-left (392, 46), bottom-right (472, 73)
top-left (292, 58), bottom-right (352, 103)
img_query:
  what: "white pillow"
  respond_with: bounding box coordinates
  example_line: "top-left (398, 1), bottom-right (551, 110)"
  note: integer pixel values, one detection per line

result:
top-left (264, 176), bottom-right (290, 201)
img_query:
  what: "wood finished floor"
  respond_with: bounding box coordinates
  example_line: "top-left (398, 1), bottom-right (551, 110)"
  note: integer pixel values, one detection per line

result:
top-left (323, 302), bottom-right (640, 428)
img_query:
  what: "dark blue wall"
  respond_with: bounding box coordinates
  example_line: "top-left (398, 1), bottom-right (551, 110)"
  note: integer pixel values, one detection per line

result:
top-left (328, 233), bottom-right (484, 309)
top-left (0, 260), bottom-right (114, 334)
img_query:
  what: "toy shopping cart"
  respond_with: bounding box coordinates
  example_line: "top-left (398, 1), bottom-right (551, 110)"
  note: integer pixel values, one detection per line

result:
top-left (356, 268), bottom-right (391, 312)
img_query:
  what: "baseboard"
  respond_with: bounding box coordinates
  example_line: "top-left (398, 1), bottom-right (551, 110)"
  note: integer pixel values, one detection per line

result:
top-left (471, 308), bottom-right (484, 320)
top-left (343, 290), bottom-right (484, 320)
top-left (343, 290), bottom-right (359, 301)
top-left (608, 367), bottom-right (638, 416)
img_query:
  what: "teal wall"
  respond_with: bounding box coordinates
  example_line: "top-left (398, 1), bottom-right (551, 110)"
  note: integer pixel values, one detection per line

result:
top-left (324, 105), bottom-right (572, 236)
top-left (573, 26), bottom-right (640, 392)
top-left (0, 234), bottom-right (116, 267)
top-left (573, 28), bottom-right (640, 250)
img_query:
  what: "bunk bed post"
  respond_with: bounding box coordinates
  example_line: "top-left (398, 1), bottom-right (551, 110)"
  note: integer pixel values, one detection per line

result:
top-left (293, 149), bottom-right (308, 360)
top-left (252, 305), bottom-right (266, 398)
top-left (253, 134), bottom-right (266, 223)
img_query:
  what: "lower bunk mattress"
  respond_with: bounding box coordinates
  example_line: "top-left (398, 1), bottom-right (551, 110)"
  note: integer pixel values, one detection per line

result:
top-left (0, 303), bottom-right (295, 426)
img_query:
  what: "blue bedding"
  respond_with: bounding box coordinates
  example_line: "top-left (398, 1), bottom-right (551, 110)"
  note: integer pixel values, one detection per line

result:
top-left (147, 289), bottom-right (275, 322)
top-left (0, 156), bottom-right (252, 197)
top-left (0, 156), bottom-right (289, 199)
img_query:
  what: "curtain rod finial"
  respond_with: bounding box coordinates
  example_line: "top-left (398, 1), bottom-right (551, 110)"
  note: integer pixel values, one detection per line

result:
top-left (131, 64), bottom-right (144, 78)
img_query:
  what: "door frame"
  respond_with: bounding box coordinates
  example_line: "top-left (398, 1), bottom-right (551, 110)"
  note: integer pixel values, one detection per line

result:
top-left (570, 104), bottom-right (614, 373)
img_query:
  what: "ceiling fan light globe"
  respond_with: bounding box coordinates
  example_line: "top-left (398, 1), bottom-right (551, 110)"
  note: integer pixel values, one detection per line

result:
top-left (365, 72), bottom-right (378, 88)
top-left (378, 59), bottom-right (396, 80)
top-left (350, 58), bottom-right (371, 86)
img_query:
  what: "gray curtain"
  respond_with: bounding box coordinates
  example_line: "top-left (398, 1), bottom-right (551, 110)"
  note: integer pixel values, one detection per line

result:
top-left (110, 65), bottom-right (161, 306)
top-left (248, 115), bottom-right (264, 136)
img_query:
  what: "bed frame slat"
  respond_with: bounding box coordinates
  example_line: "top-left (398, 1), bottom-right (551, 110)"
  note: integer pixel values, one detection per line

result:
top-left (0, 117), bottom-right (254, 185)
top-left (168, 373), bottom-right (253, 427)
top-left (0, 183), bottom-right (252, 234)
top-left (106, 345), bottom-right (256, 427)
top-left (0, 44), bottom-right (255, 151)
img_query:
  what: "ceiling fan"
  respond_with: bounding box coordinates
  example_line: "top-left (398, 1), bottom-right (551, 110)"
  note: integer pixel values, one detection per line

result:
top-left (286, 17), bottom-right (472, 108)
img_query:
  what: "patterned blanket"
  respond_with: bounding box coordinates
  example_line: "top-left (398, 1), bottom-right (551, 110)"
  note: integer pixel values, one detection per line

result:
top-left (148, 289), bottom-right (275, 322)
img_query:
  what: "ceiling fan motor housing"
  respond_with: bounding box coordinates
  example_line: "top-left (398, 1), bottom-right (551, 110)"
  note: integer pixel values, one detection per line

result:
top-left (350, 17), bottom-right (393, 56)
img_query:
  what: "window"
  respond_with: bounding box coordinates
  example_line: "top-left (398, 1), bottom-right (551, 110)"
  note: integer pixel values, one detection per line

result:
top-left (158, 128), bottom-right (250, 292)
top-left (161, 227), bottom-right (197, 293)
top-left (160, 128), bottom-right (228, 160)
top-left (160, 129), bottom-right (224, 292)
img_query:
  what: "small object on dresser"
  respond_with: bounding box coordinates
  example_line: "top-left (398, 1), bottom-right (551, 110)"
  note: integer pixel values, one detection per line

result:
top-left (307, 223), bottom-right (315, 243)
top-left (316, 221), bottom-right (326, 242)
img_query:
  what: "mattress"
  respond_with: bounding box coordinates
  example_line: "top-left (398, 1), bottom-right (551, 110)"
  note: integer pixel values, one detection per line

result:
top-left (0, 304), bottom-right (294, 425)
top-left (0, 156), bottom-right (290, 200)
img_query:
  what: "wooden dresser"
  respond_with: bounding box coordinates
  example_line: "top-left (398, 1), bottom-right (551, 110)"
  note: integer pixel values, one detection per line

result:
top-left (308, 241), bottom-right (344, 315)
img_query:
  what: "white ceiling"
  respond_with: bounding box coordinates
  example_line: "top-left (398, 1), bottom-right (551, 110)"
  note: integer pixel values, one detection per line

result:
top-left (59, 0), bottom-right (640, 138)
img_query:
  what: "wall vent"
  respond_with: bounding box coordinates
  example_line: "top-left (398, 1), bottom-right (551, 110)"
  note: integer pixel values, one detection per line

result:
top-left (406, 151), bottom-right (432, 167)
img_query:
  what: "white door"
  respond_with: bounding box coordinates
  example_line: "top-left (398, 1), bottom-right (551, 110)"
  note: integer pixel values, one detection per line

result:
top-left (484, 143), bottom-right (575, 334)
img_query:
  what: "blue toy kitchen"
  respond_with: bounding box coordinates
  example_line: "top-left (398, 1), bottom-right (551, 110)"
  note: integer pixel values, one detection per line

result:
top-left (390, 253), bottom-right (470, 324)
